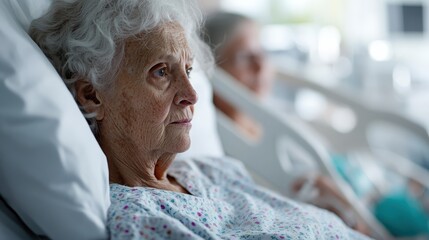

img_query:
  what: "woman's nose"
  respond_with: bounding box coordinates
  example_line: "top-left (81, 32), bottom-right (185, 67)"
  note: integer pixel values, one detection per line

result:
top-left (251, 54), bottom-right (264, 74)
top-left (174, 79), bottom-right (198, 107)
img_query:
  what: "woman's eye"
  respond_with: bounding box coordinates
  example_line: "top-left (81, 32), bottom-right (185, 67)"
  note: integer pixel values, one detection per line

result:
top-left (186, 67), bottom-right (193, 78)
top-left (154, 68), bottom-right (167, 78)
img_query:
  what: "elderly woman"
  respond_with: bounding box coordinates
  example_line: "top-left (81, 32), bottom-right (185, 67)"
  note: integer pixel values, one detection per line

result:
top-left (30, 0), bottom-right (370, 239)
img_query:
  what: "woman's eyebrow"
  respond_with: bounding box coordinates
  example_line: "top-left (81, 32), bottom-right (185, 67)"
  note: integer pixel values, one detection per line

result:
top-left (159, 52), bottom-right (194, 64)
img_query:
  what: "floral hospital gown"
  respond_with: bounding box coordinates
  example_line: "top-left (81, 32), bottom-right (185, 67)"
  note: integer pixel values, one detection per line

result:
top-left (108, 157), bottom-right (371, 239)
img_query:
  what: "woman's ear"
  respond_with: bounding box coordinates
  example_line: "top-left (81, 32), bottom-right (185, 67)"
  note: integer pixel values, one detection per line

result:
top-left (75, 80), bottom-right (105, 120)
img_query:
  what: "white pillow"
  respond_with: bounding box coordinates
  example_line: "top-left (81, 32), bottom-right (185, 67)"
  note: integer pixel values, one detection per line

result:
top-left (176, 64), bottom-right (225, 159)
top-left (0, 0), bottom-right (110, 239)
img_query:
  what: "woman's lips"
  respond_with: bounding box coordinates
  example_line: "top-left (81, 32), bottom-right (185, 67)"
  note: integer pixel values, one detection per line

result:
top-left (171, 119), bottom-right (192, 126)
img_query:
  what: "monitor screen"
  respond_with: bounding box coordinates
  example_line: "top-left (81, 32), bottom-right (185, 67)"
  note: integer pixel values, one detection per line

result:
top-left (388, 3), bottom-right (425, 34)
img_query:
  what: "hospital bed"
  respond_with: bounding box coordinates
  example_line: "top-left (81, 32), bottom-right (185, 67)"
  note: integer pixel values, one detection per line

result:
top-left (274, 64), bottom-right (429, 206)
top-left (211, 67), bottom-right (392, 239)
top-left (211, 65), bottom-right (429, 238)
top-left (280, 67), bottom-right (429, 238)
top-left (274, 63), bottom-right (429, 169)
top-left (0, 2), bottom-right (340, 238)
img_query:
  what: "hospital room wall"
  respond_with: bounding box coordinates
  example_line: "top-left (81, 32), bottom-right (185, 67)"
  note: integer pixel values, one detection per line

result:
top-left (199, 0), bottom-right (429, 79)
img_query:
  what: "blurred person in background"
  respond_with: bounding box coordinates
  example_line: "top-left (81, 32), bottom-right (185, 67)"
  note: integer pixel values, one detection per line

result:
top-left (197, 0), bottom-right (221, 15)
top-left (203, 12), bottom-right (274, 139)
top-left (202, 11), bottom-right (371, 235)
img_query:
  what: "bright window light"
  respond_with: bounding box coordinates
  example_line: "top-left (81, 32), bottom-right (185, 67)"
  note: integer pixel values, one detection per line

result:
top-left (392, 65), bottom-right (411, 93)
top-left (330, 107), bottom-right (357, 133)
top-left (368, 40), bottom-right (392, 62)
top-left (318, 26), bottom-right (341, 64)
top-left (295, 90), bottom-right (327, 121)
top-left (260, 25), bottom-right (294, 51)
top-left (220, 0), bottom-right (269, 18)
top-left (284, 0), bottom-right (312, 14)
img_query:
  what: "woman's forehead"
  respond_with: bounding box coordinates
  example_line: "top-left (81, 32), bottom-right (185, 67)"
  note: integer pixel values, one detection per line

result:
top-left (124, 22), bottom-right (193, 68)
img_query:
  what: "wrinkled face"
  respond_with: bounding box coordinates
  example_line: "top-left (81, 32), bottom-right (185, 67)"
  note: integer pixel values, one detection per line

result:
top-left (218, 20), bottom-right (274, 98)
top-left (99, 22), bottom-right (197, 155)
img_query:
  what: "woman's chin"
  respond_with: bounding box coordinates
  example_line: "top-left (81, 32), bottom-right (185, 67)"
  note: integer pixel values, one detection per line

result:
top-left (168, 136), bottom-right (191, 153)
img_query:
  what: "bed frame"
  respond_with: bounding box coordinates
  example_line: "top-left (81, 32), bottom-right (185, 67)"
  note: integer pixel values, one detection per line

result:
top-left (211, 67), bottom-right (393, 239)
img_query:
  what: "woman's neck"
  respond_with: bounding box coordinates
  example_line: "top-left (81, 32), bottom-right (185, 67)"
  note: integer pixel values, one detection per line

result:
top-left (99, 136), bottom-right (188, 193)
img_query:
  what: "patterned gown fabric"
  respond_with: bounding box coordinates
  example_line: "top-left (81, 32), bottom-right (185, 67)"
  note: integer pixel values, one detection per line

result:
top-left (108, 157), bottom-right (371, 240)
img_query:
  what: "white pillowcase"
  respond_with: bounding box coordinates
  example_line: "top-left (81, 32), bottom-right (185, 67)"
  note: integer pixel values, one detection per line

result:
top-left (0, 0), bottom-right (110, 239)
top-left (177, 64), bottom-right (225, 160)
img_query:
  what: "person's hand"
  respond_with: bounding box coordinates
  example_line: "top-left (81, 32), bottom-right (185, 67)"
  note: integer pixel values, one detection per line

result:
top-left (292, 174), bottom-right (371, 235)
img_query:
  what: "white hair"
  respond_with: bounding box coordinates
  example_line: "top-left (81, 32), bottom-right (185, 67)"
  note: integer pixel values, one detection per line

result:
top-left (30, 0), bottom-right (213, 135)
